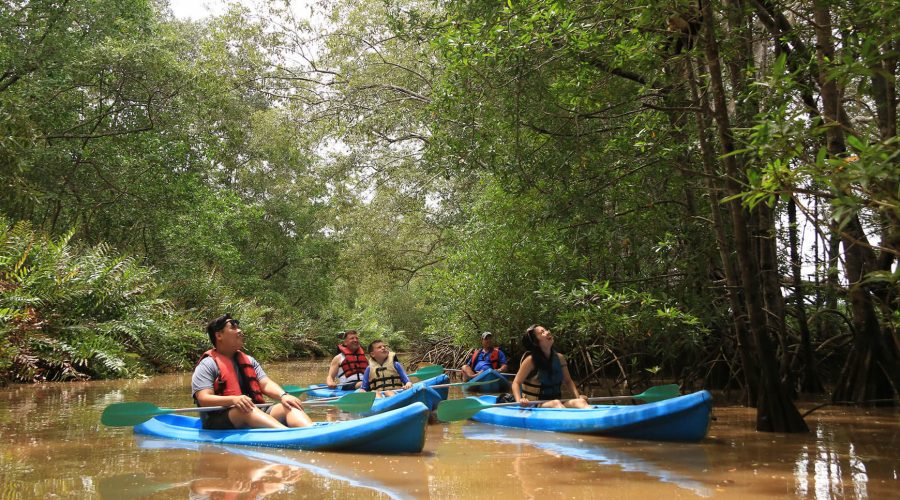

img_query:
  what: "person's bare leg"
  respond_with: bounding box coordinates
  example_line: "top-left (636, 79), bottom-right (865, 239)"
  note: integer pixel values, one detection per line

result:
top-left (564, 399), bottom-right (590, 409)
top-left (539, 400), bottom-right (565, 408)
top-left (228, 407), bottom-right (287, 429)
top-left (269, 404), bottom-right (314, 428)
top-left (460, 365), bottom-right (476, 382)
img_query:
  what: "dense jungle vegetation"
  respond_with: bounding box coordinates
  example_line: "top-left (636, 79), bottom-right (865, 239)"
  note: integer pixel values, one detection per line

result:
top-left (1, 0), bottom-right (897, 431)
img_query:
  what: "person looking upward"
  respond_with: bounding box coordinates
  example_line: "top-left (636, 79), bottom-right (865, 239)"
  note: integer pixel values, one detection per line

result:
top-left (359, 340), bottom-right (413, 397)
top-left (191, 314), bottom-right (313, 429)
top-left (511, 324), bottom-right (590, 409)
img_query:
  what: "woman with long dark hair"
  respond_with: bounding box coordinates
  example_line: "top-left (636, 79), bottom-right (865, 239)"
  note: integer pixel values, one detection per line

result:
top-left (511, 325), bottom-right (590, 408)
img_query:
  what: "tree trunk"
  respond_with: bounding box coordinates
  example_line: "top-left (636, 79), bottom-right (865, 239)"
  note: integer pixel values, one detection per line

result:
top-left (787, 197), bottom-right (822, 393)
top-left (812, 0), bottom-right (900, 403)
top-left (687, 58), bottom-right (759, 405)
top-left (701, 0), bottom-right (807, 431)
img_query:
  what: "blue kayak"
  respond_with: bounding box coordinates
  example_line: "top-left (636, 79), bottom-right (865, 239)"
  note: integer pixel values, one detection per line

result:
top-left (305, 375), bottom-right (450, 415)
top-left (305, 373), bottom-right (449, 399)
top-left (133, 402), bottom-right (430, 453)
top-left (361, 374), bottom-right (449, 416)
top-left (468, 391), bottom-right (712, 442)
top-left (305, 384), bottom-right (355, 399)
top-left (465, 368), bottom-right (511, 393)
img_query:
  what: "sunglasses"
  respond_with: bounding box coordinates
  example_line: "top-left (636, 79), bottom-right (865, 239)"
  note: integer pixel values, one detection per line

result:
top-left (215, 317), bottom-right (240, 331)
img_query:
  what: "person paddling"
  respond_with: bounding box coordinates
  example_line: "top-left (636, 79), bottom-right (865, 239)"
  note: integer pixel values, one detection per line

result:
top-left (511, 325), bottom-right (590, 409)
top-left (191, 314), bottom-right (313, 429)
top-left (358, 340), bottom-right (413, 397)
top-left (460, 331), bottom-right (509, 381)
top-left (325, 330), bottom-right (369, 390)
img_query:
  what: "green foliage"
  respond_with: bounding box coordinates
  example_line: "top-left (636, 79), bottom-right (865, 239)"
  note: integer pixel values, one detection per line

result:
top-left (0, 217), bottom-right (184, 381)
top-left (538, 279), bottom-right (709, 379)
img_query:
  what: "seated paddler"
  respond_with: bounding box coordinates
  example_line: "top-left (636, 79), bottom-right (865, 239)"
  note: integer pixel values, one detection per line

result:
top-left (511, 324), bottom-right (590, 409)
top-left (191, 314), bottom-right (314, 429)
top-left (326, 329), bottom-right (369, 390)
top-left (460, 331), bottom-right (509, 381)
top-left (358, 340), bottom-right (413, 397)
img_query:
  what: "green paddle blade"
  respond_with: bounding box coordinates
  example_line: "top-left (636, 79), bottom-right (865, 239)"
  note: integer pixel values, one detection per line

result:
top-left (634, 384), bottom-right (681, 403)
top-left (407, 364), bottom-right (444, 380)
top-left (305, 391), bottom-right (376, 413)
top-left (436, 397), bottom-right (493, 422)
top-left (282, 385), bottom-right (317, 395)
top-left (101, 402), bottom-right (170, 427)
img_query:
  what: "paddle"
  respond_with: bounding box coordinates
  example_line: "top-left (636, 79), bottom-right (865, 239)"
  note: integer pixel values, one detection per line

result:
top-left (427, 379), bottom-right (496, 390)
top-left (301, 391), bottom-right (375, 412)
top-left (444, 367), bottom-right (515, 378)
top-left (282, 384), bottom-right (330, 396)
top-left (405, 364), bottom-right (445, 380)
top-left (100, 391), bottom-right (377, 427)
top-left (279, 366), bottom-right (445, 396)
top-left (436, 384), bottom-right (682, 422)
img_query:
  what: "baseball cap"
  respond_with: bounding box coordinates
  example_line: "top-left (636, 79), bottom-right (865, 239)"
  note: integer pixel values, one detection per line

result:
top-left (481, 331), bottom-right (493, 339)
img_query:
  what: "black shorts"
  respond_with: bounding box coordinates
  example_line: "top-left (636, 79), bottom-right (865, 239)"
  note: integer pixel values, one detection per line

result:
top-left (200, 405), bottom-right (274, 430)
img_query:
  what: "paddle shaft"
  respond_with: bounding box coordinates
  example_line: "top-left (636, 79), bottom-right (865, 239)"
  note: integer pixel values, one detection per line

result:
top-left (167, 403), bottom-right (274, 414)
top-left (428, 379), bottom-right (496, 389)
top-left (444, 368), bottom-right (515, 377)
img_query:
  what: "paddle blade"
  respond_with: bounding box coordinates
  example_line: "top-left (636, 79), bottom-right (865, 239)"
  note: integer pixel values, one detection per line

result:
top-left (282, 385), bottom-right (314, 395)
top-left (307, 391), bottom-right (376, 413)
top-left (408, 365), bottom-right (444, 380)
top-left (101, 402), bottom-right (166, 427)
top-left (635, 384), bottom-right (681, 403)
top-left (436, 397), bottom-right (491, 422)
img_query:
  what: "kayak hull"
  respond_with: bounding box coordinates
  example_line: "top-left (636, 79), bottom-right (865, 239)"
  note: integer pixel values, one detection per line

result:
top-left (306, 384), bottom-right (352, 399)
top-left (363, 374), bottom-right (450, 415)
top-left (466, 368), bottom-right (511, 393)
top-left (133, 402), bottom-right (430, 453)
top-left (469, 391), bottom-right (712, 442)
top-left (306, 373), bottom-right (451, 400)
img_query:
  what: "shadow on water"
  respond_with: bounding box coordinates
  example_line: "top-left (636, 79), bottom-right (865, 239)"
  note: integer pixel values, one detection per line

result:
top-left (94, 435), bottom-right (411, 499)
top-left (461, 422), bottom-right (715, 497)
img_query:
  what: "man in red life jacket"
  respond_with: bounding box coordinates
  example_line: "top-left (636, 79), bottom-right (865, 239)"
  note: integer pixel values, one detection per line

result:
top-left (460, 331), bottom-right (509, 381)
top-left (326, 330), bottom-right (369, 389)
top-left (191, 314), bottom-right (313, 429)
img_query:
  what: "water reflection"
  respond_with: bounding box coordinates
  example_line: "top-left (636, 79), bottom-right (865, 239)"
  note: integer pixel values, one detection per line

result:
top-left (2, 364), bottom-right (898, 499)
top-left (117, 436), bottom-right (409, 499)
top-left (462, 423), bottom-right (714, 497)
top-left (793, 421), bottom-right (882, 499)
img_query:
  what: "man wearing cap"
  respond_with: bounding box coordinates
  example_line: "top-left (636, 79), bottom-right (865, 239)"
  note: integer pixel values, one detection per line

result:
top-left (192, 313), bottom-right (313, 429)
top-left (461, 331), bottom-right (509, 381)
top-left (326, 329), bottom-right (369, 389)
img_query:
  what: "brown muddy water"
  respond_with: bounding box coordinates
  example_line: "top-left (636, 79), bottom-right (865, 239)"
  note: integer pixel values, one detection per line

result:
top-left (0, 360), bottom-right (896, 499)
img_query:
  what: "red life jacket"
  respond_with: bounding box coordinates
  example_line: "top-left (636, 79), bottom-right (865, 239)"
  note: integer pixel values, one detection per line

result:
top-left (337, 343), bottom-right (368, 382)
top-left (198, 349), bottom-right (265, 404)
top-left (469, 347), bottom-right (501, 369)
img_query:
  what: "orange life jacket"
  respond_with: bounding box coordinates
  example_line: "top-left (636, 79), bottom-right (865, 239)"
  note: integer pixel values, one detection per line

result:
top-left (337, 343), bottom-right (368, 383)
top-left (198, 349), bottom-right (265, 404)
top-left (469, 347), bottom-right (501, 369)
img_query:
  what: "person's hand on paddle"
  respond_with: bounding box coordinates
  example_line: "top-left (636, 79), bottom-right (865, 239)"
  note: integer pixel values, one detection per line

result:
top-left (401, 381), bottom-right (413, 390)
top-left (326, 381), bottom-right (337, 389)
top-left (231, 394), bottom-right (257, 413)
top-left (517, 397), bottom-right (530, 405)
top-left (279, 393), bottom-right (303, 411)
